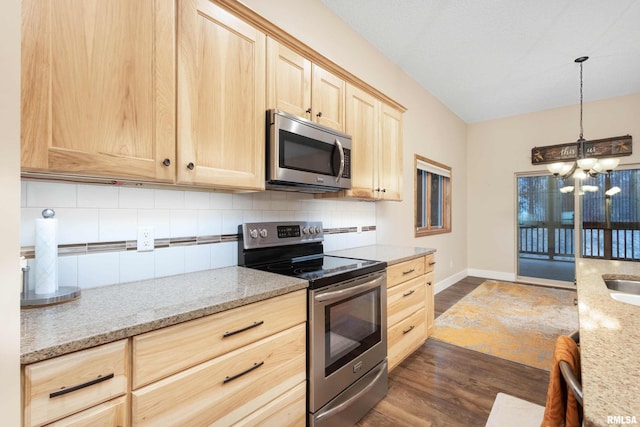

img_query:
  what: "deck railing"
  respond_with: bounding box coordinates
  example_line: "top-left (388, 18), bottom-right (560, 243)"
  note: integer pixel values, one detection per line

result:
top-left (518, 224), bottom-right (574, 259)
top-left (519, 223), bottom-right (640, 261)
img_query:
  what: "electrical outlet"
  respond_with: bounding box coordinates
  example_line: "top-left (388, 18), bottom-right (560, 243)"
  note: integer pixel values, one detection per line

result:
top-left (137, 226), bottom-right (155, 252)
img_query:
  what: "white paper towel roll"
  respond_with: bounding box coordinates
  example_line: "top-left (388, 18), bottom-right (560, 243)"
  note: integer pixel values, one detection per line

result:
top-left (35, 216), bottom-right (58, 294)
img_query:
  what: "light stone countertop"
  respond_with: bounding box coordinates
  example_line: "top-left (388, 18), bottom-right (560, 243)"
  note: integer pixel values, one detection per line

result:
top-left (328, 244), bottom-right (436, 266)
top-left (576, 258), bottom-right (640, 427)
top-left (21, 266), bottom-right (307, 365)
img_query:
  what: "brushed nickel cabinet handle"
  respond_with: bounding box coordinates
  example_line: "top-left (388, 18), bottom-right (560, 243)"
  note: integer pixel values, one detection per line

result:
top-left (402, 268), bottom-right (415, 275)
top-left (402, 325), bottom-right (415, 335)
top-left (429, 261), bottom-right (436, 266)
top-left (162, 158), bottom-right (171, 167)
top-left (316, 111), bottom-right (323, 118)
top-left (49, 373), bottom-right (115, 398)
top-left (223, 361), bottom-right (264, 384)
top-left (222, 321), bottom-right (264, 338)
top-left (187, 162), bottom-right (195, 170)
top-left (402, 289), bottom-right (415, 297)
top-left (427, 281), bottom-right (432, 286)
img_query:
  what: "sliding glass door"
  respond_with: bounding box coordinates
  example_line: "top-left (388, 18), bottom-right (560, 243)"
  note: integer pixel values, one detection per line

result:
top-left (517, 174), bottom-right (575, 283)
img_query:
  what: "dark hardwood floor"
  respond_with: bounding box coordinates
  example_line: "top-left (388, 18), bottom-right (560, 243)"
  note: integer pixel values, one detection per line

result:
top-left (358, 276), bottom-right (550, 426)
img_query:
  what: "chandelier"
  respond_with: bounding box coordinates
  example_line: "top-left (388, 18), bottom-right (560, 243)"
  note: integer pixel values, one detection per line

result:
top-left (546, 56), bottom-right (620, 179)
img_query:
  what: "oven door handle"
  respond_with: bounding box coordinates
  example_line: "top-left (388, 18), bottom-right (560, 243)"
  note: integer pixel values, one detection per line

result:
top-left (334, 138), bottom-right (345, 183)
top-left (314, 274), bottom-right (384, 303)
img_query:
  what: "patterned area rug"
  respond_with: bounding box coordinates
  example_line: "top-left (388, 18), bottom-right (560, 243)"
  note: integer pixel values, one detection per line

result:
top-left (432, 280), bottom-right (578, 370)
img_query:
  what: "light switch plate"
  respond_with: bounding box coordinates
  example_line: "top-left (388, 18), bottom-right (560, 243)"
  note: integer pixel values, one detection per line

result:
top-left (137, 226), bottom-right (155, 252)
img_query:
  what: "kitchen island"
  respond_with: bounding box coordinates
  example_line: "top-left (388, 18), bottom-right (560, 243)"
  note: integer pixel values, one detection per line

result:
top-left (576, 258), bottom-right (640, 427)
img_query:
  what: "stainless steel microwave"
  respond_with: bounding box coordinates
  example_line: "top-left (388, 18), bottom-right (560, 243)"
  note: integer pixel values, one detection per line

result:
top-left (266, 109), bottom-right (352, 193)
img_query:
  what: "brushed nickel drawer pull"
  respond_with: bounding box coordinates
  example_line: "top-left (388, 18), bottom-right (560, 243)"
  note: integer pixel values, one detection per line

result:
top-left (49, 373), bottom-right (115, 398)
top-left (402, 268), bottom-right (415, 275)
top-left (222, 320), bottom-right (264, 338)
top-left (429, 261), bottom-right (436, 266)
top-left (223, 361), bottom-right (264, 384)
top-left (402, 289), bottom-right (416, 297)
top-left (427, 281), bottom-right (432, 286)
top-left (402, 325), bottom-right (415, 335)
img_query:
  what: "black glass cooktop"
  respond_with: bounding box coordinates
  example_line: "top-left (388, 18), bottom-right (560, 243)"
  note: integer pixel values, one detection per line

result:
top-left (253, 255), bottom-right (385, 289)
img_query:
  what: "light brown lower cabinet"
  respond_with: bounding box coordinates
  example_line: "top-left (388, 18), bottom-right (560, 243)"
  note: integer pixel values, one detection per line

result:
top-left (22, 340), bottom-right (129, 427)
top-left (22, 291), bottom-right (307, 427)
top-left (132, 324), bottom-right (306, 426)
top-left (46, 396), bottom-right (128, 427)
top-left (386, 254), bottom-right (435, 371)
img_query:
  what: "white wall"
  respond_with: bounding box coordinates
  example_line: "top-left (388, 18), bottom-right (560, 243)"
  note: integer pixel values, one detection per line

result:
top-left (1, 0), bottom-right (21, 423)
top-left (467, 93), bottom-right (640, 278)
top-left (242, 0), bottom-right (469, 286)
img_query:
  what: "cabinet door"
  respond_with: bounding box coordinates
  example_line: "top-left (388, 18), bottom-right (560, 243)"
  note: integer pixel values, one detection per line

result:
top-left (345, 84), bottom-right (379, 199)
top-left (311, 64), bottom-right (345, 132)
top-left (46, 396), bottom-right (128, 427)
top-left (266, 38), bottom-right (311, 120)
top-left (378, 104), bottom-right (403, 201)
top-left (177, 0), bottom-right (265, 190)
top-left (21, 0), bottom-right (176, 182)
top-left (425, 271), bottom-right (435, 337)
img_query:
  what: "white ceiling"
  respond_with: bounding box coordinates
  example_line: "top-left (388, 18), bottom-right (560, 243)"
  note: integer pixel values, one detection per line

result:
top-left (320, 0), bottom-right (640, 123)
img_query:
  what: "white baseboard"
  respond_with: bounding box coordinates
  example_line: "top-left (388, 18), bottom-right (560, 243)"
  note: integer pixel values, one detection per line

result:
top-left (466, 268), bottom-right (516, 282)
top-left (434, 269), bottom-right (468, 294)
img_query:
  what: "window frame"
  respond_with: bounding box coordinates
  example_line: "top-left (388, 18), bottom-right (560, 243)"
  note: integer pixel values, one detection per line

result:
top-left (414, 154), bottom-right (452, 237)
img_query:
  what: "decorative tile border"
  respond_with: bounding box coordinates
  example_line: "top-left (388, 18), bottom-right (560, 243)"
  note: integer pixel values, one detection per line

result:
top-left (20, 226), bottom-right (376, 259)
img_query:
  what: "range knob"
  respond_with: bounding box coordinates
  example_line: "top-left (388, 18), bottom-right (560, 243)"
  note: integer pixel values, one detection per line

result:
top-left (302, 227), bottom-right (310, 235)
top-left (259, 228), bottom-right (268, 238)
top-left (310, 226), bottom-right (318, 234)
top-left (249, 229), bottom-right (258, 239)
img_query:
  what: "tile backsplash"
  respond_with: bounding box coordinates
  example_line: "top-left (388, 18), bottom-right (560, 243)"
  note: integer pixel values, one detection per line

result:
top-left (21, 180), bottom-right (377, 289)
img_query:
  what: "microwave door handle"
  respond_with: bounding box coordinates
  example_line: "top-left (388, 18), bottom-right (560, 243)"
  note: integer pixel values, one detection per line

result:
top-left (334, 139), bottom-right (345, 183)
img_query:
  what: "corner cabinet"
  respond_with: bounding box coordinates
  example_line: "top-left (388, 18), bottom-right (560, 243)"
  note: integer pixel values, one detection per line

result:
top-left (177, 0), bottom-right (266, 190)
top-left (22, 340), bottom-right (129, 427)
top-left (344, 84), bottom-right (403, 201)
top-left (386, 254), bottom-right (435, 371)
top-left (21, 0), bottom-right (176, 182)
top-left (267, 37), bottom-right (346, 132)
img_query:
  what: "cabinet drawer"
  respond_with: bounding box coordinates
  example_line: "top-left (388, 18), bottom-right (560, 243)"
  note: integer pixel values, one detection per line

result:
top-left (235, 381), bottom-right (306, 427)
top-left (387, 257), bottom-right (425, 288)
top-left (424, 253), bottom-right (436, 274)
top-left (388, 308), bottom-right (426, 371)
top-left (132, 323), bottom-right (306, 426)
top-left (23, 340), bottom-right (129, 427)
top-left (387, 275), bottom-right (426, 326)
top-left (47, 395), bottom-right (128, 427)
top-left (132, 289), bottom-right (305, 388)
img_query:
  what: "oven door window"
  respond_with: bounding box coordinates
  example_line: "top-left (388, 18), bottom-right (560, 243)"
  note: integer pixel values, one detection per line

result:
top-left (279, 129), bottom-right (340, 176)
top-left (325, 287), bottom-right (381, 376)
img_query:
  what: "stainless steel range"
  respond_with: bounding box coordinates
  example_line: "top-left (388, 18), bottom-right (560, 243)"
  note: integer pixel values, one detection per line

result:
top-left (238, 221), bottom-right (388, 426)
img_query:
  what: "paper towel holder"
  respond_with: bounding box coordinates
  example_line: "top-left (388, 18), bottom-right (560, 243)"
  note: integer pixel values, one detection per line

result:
top-left (21, 209), bottom-right (81, 309)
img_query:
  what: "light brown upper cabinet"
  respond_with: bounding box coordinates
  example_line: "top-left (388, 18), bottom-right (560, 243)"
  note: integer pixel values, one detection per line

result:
top-left (345, 84), bottom-right (403, 201)
top-left (21, 0), bottom-right (176, 182)
top-left (267, 38), bottom-right (345, 132)
top-left (177, 0), bottom-right (266, 190)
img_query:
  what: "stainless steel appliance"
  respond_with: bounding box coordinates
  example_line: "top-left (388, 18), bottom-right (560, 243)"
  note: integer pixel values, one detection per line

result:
top-left (266, 109), bottom-right (352, 193)
top-left (238, 221), bottom-right (387, 426)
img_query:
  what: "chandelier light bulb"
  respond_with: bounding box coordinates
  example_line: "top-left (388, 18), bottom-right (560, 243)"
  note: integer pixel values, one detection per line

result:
top-left (577, 157), bottom-right (597, 171)
top-left (599, 158), bottom-right (620, 172)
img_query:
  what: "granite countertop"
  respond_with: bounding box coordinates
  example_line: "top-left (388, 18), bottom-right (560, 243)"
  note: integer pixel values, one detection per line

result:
top-left (576, 258), bottom-right (640, 426)
top-left (21, 267), bottom-right (308, 365)
top-left (328, 244), bottom-right (436, 266)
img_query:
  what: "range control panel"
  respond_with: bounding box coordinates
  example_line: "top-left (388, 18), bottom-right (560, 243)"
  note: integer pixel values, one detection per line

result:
top-left (241, 221), bottom-right (324, 250)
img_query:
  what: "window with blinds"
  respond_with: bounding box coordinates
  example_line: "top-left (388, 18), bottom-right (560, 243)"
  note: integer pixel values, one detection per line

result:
top-left (415, 154), bottom-right (451, 237)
